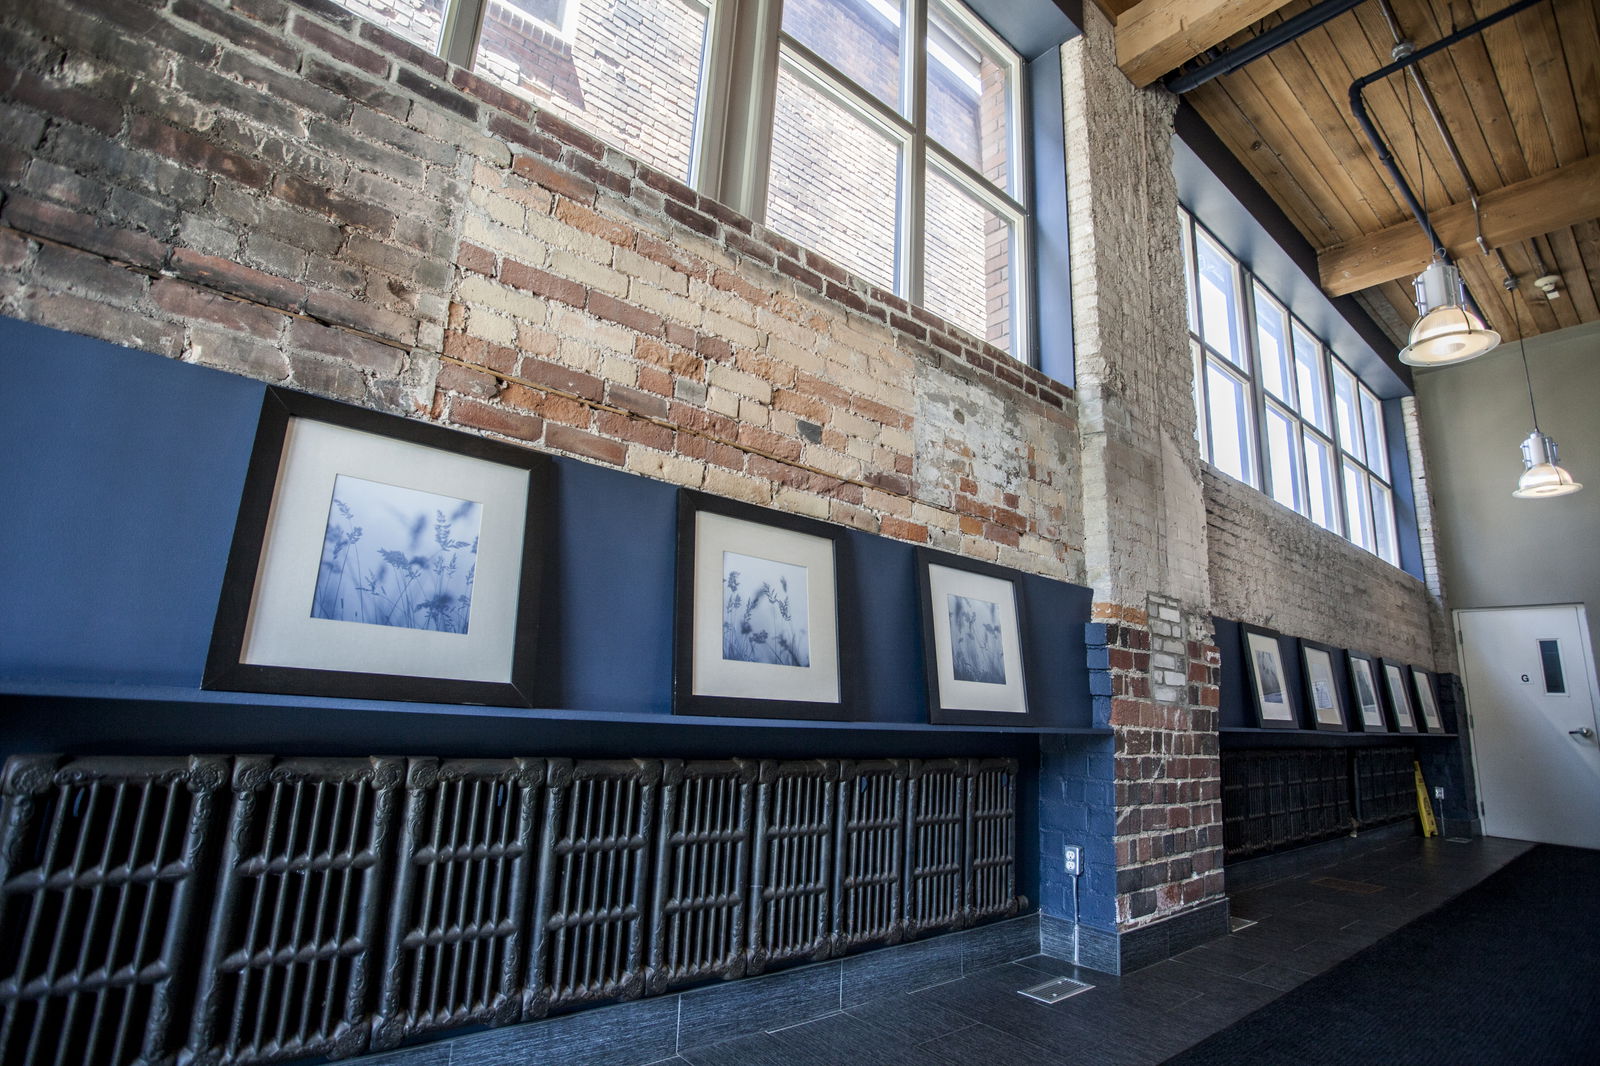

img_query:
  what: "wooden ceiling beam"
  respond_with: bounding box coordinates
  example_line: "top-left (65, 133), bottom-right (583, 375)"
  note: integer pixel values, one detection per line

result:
top-left (1116, 0), bottom-right (1299, 88)
top-left (1318, 155), bottom-right (1600, 296)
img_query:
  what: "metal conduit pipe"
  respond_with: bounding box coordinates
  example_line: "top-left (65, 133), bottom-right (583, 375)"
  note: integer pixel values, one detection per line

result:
top-left (1164, 0), bottom-right (1370, 95)
top-left (1349, 0), bottom-right (1548, 319)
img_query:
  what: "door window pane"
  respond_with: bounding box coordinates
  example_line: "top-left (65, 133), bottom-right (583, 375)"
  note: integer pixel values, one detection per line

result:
top-left (768, 57), bottom-right (901, 290)
top-left (1343, 458), bottom-right (1372, 550)
top-left (782, 0), bottom-right (902, 110)
top-left (1254, 284), bottom-right (1292, 403)
top-left (1304, 433), bottom-right (1338, 531)
top-left (1370, 480), bottom-right (1397, 564)
top-left (476, 0), bottom-right (710, 180)
top-left (1539, 639), bottom-right (1567, 694)
top-left (1206, 360), bottom-right (1254, 484)
top-left (1360, 386), bottom-right (1389, 480)
top-left (341, 0), bottom-right (446, 51)
top-left (1264, 404), bottom-right (1301, 511)
top-left (926, 0), bottom-right (1012, 191)
top-left (1196, 230), bottom-right (1242, 366)
top-left (1332, 361), bottom-right (1362, 461)
top-left (924, 165), bottom-right (1016, 352)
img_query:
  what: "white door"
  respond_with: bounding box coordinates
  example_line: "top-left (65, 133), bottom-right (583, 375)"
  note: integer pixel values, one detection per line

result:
top-left (1457, 605), bottom-right (1600, 849)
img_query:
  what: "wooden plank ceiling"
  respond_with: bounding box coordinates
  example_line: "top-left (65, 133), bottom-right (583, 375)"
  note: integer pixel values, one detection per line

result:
top-left (1097, 0), bottom-right (1600, 347)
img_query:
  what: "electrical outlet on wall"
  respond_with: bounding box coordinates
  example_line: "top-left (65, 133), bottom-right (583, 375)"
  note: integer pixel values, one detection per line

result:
top-left (1063, 844), bottom-right (1081, 876)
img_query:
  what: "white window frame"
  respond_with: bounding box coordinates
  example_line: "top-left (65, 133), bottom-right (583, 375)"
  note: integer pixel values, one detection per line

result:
top-left (1181, 208), bottom-right (1401, 566)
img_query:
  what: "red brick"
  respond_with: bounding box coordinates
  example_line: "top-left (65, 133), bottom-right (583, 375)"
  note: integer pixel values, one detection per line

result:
top-left (457, 241), bottom-right (497, 277)
top-left (676, 433), bottom-right (745, 471)
top-left (3, 68), bottom-right (123, 135)
top-left (304, 289), bottom-right (416, 345)
top-left (0, 226), bottom-right (30, 268)
top-left (501, 259), bottom-right (585, 308)
top-left (736, 423), bottom-right (802, 462)
top-left (712, 269), bottom-right (771, 307)
top-left (396, 68), bottom-right (477, 120)
top-left (435, 362), bottom-right (500, 400)
top-left (172, 0), bottom-right (297, 68)
top-left (152, 277), bottom-right (285, 339)
top-left (865, 471), bottom-right (912, 497)
top-left (450, 67), bottom-right (533, 122)
top-left (288, 318), bottom-right (404, 375)
top-left (510, 153), bottom-right (595, 205)
top-left (450, 398), bottom-right (543, 442)
top-left (555, 198), bottom-right (634, 246)
top-left (292, 15), bottom-right (388, 75)
top-left (500, 384), bottom-right (589, 427)
top-left (170, 247), bottom-right (304, 310)
top-left (663, 199), bottom-right (718, 238)
top-left (634, 233), bottom-right (709, 280)
top-left (596, 410), bottom-right (673, 451)
top-left (517, 356), bottom-right (603, 402)
top-left (273, 174), bottom-right (393, 233)
top-left (357, 21), bottom-right (448, 77)
top-left (880, 517), bottom-right (928, 543)
top-left (546, 423), bottom-right (626, 465)
top-left (635, 167), bottom-right (697, 206)
top-left (130, 116), bottom-right (270, 189)
top-left (670, 403), bottom-right (739, 441)
top-left (18, 289), bottom-right (182, 357)
top-left (487, 113), bottom-right (562, 158)
top-left (534, 110), bottom-right (608, 160)
top-left (607, 382), bottom-right (669, 419)
top-left (775, 256), bottom-right (823, 291)
top-left (588, 291), bottom-right (663, 336)
top-left (2, 196), bottom-right (166, 269)
top-left (724, 229), bottom-right (776, 267)
top-left (637, 365), bottom-right (673, 396)
top-left (565, 154), bottom-right (631, 197)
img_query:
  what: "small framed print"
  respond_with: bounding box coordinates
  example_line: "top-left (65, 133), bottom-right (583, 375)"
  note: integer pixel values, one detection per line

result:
top-left (1411, 667), bottom-right (1446, 732)
top-left (916, 549), bottom-right (1032, 726)
top-left (1299, 639), bottom-right (1347, 732)
top-left (1380, 658), bottom-right (1420, 733)
top-left (673, 491), bottom-right (857, 720)
top-left (1242, 625), bottom-right (1299, 728)
top-left (1346, 651), bottom-right (1388, 732)
top-left (205, 388), bottom-right (548, 706)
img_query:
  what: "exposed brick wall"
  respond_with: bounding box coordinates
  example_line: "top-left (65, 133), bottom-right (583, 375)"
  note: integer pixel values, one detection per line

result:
top-left (1402, 395), bottom-right (1458, 673)
top-left (1203, 468), bottom-right (1438, 666)
top-left (0, 0), bottom-right (1080, 579)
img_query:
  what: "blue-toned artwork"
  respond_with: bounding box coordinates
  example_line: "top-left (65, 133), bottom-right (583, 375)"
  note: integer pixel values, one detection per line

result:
top-left (312, 474), bottom-right (481, 634)
top-left (948, 593), bottom-right (1006, 684)
top-left (721, 551), bottom-right (810, 667)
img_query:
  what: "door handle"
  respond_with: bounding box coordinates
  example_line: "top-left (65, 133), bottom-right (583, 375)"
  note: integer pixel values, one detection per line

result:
top-left (1571, 728), bottom-right (1596, 739)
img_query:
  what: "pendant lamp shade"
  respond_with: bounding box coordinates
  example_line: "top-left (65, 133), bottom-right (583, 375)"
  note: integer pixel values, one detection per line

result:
top-left (1513, 430), bottom-right (1582, 499)
top-left (1399, 259), bottom-right (1499, 366)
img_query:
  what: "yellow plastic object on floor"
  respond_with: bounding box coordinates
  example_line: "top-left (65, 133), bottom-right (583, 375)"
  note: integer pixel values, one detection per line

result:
top-left (1414, 762), bottom-right (1439, 837)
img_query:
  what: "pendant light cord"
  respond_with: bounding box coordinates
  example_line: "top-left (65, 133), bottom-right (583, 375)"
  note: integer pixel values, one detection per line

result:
top-left (1505, 274), bottom-right (1539, 431)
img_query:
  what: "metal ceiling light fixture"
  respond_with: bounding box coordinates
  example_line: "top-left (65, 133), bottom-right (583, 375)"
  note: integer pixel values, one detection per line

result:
top-left (1399, 257), bottom-right (1500, 366)
top-left (1506, 278), bottom-right (1581, 499)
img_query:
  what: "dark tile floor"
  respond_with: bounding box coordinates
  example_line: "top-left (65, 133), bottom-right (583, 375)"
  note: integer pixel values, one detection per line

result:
top-left (653, 836), bottom-right (1532, 1066)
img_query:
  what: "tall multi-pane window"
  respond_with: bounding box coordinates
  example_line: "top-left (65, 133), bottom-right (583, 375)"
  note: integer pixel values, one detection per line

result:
top-left (337, 0), bottom-right (1031, 361)
top-left (1180, 209), bottom-right (1400, 566)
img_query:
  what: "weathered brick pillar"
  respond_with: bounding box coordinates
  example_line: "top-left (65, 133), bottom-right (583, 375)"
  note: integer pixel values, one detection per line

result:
top-left (1038, 4), bottom-right (1227, 971)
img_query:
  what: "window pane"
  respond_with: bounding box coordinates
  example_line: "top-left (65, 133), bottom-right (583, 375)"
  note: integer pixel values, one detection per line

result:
top-left (1195, 230), bottom-right (1242, 366)
top-left (1370, 480), bottom-right (1397, 564)
top-left (1343, 458), bottom-right (1372, 549)
top-left (1264, 404), bottom-right (1301, 511)
top-left (476, 0), bottom-right (709, 180)
top-left (340, 0), bottom-right (445, 51)
top-left (768, 58), bottom-right (900, 290)
top-left (1292, 323), bottom-right (1329, 432)
top-left (1360, 386), bottom-right (1389, 480)
top-left (1332, 361), bottom-right (1362, 461)
top-left (924, 166), bottom-right (1016, 352)
top-left (926, 0), bottom-right (1013, 192)
top-left (1303, 433), bottom-right (1338, 531)
top-left (782, 0), bottom-right (902, 110)
top-left (1254, 284), bottom-right (1292, 403)
top-left (1539, 639), bottom-right (1567, 694)
top-left (1205, 360), bottom-right (1254, 484)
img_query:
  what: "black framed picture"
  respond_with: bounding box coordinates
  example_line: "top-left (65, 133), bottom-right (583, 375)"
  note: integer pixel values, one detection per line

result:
top-left (1346, 650), bottom-right (1388, 732)
top-left (1411, 666), bottom-right (1446, 732)
top-left (1380, 658), bottom-right (1420, 733)
top-left (1299, 639), bottom-right (1347, 732)
top-left (205, 387), bottom-right (548, 706)
top-left (1242, 625), bottom-right (1298, 728)
top-left (673, 491), bottom-right (857, 720)
top-left (915, 548), bottom-right (1032, 727)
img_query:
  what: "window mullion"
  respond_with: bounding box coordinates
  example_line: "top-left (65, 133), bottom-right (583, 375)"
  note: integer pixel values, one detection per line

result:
top-left (696, 0), bottom-right (784, 219)
top-left (439, 0), bottom-right (485, 67)
top-left (903, 0), bottom-right (928, 305)
top-left (1242, 274), bottom-right (1269, 493)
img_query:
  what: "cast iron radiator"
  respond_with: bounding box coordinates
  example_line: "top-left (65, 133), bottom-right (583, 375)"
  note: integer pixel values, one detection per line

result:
top-left (1221, 747), bottom-right (1418, 862)
top-left (0, 753), bottom-right (1020, 1065)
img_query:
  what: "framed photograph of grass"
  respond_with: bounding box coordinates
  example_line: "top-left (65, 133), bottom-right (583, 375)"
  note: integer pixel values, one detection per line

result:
top-left (916, 549), bottom-right (1032, 726)
top-left (204, 387), bottom-right (548, 706)
top-left (1242, 625), bottom-right (1299, 728)
top-left (673, 491), bottom-right (857, 720)
top-left (1299, 639), bottom-right (1347, 732)
top-left (1380, 658), bottom-right (1420, 733)
top-left (1411, 666), bottom-right (1446, 732)
top-left (1346, 650), bottom-right (1388, 732)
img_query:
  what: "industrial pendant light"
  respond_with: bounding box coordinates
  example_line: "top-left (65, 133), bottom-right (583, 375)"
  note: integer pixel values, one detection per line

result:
top-left (1507, 278), bottom-right (1581, 499)
top-left (1399, 258), bottom-right (1500, 366)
